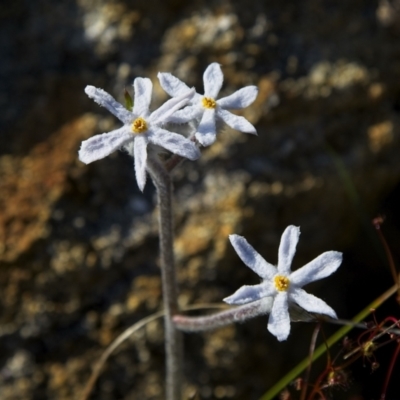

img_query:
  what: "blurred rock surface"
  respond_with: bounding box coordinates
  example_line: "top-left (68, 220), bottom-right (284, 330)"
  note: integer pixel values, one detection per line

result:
top-left (1, 0), bottom-right (400, 399)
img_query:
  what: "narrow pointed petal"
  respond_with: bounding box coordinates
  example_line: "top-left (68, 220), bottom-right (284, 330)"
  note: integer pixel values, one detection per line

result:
top-left (277, 226), bottom-right (300, 275)
top-left (158, 72), bottom-right (191, 97)
top-left (195, 109), bottom-right (216, 146)
top-left (134, 135), bottom-right (148, 191)
top-left (229, 235), bottom-right (276, 280)
top-left (224, 283), bottom-right (274, 305)
top-left (217, 109), bottom-right (257, 134)
top-left (217, 86), bottom-right (258, 109)
top-left (79, 127), bottom-right (132, 164)
top-left (268, 293), bottom-right (290, 341)
top-left (203, 63), bottom-right (223, 98)
top-left (150, 128), bottom-right (200, 160)
top-left (150, 88), bottom-right (195, 125)
top-left (291, 251), bottom-right (343, 287)
top-left (290, 288), bottom-right (337, 319)
top-left (85, 86), bottom-right (132, 124)
top-left (133, 77), bottom-right (153, 116)
top-left (167, 105), bottom-right (202, 124)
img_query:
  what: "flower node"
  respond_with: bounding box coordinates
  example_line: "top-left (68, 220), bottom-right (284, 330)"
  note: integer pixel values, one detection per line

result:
top-left (274, 275), bottom-right (290, 292)
top-left (202, 97), bottom-right (216, 109)
top-left (327, 370), bottom-right (348, 387)
top-left (362, 341), bottom-right (376, 357)
top-left (131, 117), bottom-right (148, 134)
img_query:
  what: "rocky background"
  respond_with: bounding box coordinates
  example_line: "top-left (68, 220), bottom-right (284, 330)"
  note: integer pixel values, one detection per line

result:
top-left (1, 0), bottom-right (400, 399)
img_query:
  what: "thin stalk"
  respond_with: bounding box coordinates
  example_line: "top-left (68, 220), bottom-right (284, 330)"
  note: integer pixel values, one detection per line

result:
top-left (173, 299), bottom-right (314, 332)
top-left (381, 341), bottom-right (400, 399)
top-left (80, 310), bottom-right (165, 400)
top-left (174, 299), bottom-right (272, 331)
top-left (147, 155), bottom-right (182, 400)
top-left (300, 324), bottom-right (321, 400)
top-left (373, 217), bottom-right (400, 300)
top-left (80, 304), bottom-right (226, 400)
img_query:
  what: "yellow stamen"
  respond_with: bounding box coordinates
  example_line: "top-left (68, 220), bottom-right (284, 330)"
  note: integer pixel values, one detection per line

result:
top-left (274, 275), bottom-right (290, 292)
top-left (131, 117), bottom-right (148, 134)
top-left (202, 97), bottom-right (217, 109)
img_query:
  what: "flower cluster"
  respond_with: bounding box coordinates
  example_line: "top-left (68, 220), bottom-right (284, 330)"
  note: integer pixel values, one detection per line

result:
top-left (80, 64), bottom-right (344, 343)
top-left (79, 63), bottom-right (258, 191)
top-left (225, 226), bottom-right (343, 341)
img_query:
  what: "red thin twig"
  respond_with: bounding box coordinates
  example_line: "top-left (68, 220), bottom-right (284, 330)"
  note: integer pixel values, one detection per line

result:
top-left (372, 217), bottom-right (400, 301)
top-left (380, 341), bottom-right (400, 399)
top-left (300, 324), bottom-right (321, 400)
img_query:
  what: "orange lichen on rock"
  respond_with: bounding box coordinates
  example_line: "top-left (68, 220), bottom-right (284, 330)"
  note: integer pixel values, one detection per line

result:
top-left (0, 114), bottom-right (97, 262)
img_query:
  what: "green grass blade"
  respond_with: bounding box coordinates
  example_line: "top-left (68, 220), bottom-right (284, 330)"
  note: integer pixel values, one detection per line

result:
top-left (260, 283), bottom-right (398, 400)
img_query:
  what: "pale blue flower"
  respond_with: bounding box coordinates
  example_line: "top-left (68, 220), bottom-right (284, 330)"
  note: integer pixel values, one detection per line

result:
top-left (79, 78), bottom-right (200, 191)
top-left (158, 63), bottom-right (258, 146)
top-left (224, 226), bottom-right (342, 341)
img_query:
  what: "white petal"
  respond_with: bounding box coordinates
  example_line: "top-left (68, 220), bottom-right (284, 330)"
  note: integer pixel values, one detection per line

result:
top-left (150, 88), bottom-right (195, 125)
top-left (124, 140), bottom-right (134, 157)
top-left (260, 296), bottom-right (274, 314)
top-left (291, 251), bottom-right (343, 287)
top-left (229, 234), bottom-right (276, 280)
top-left (149, 128), bottom-right (200, 160)
top-left (203, 63), bottom-right (223, 98)
top-left (133, 77), bottom-right (153, 116)
top-left (267, 292), bottom-right (290, 341)
top-left (277, 226), bottom-right (300, 275)
top-left (134, 135), bottom-right (148, 192)
top-left (157, 72), bottom-right (191, 97)
top-left (290, 288), bottom-right (337, 319)
top-left (195, 109), bottom-right (216, 146)
top-left (217, 86), bottom-right (258, 109)
top-left (217, 109), bottom-right (257, 134)
top-left (167, 105), bottom-right (203, 124)
top-left (224, 283), bottom-right (275, 305)
top-left (79, 127), bottom-right (132, 164)
top-left (85, 85), bottom-right (132, 125)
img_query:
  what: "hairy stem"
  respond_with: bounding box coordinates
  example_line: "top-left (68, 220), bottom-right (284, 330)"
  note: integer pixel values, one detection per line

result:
top-left (147, 156), bottom-right (182, 400)
top-left (173, 299), bottom-right (271, 332)
top-left (173, 298), bottom-right (315, 332)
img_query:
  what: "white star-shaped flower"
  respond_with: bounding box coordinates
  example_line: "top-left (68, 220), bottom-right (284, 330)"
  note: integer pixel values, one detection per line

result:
top-left (224, 226), bottom-right (343, 341)
top-left (79, 78), bottom-right (200, 191)
top-left (158, 63), bottom-right (258, 147)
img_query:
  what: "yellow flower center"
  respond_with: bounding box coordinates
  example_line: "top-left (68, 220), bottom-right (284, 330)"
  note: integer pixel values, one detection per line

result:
top-left (131, 117), bottom-right (148, 134)
top-left (274, 275), bottom-right (290, 292)
top-left (202, 97), bottom-right (217, 109)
